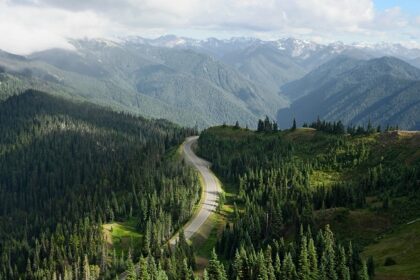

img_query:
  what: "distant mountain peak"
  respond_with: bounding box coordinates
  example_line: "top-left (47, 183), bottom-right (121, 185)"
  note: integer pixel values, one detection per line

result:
top-left (276, 38), bottom-right (321, 58)
top-left (70, 38), bottom-right (121, 50)
top-left (111, 35), bottom-right (420, 63)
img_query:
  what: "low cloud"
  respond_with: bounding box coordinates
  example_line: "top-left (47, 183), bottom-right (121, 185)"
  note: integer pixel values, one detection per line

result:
top-left (0, 0), bottom-right (419, 54)
top-left (0, 1), bottom-right (116, 54)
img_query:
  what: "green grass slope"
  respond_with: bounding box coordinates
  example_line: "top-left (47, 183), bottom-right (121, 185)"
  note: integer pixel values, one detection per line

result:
top-left (363, 221), bottom-right (420, 280)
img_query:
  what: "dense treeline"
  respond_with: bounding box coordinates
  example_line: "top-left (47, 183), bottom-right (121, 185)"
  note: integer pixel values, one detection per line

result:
top-left (301, 117), bottom-right (399, 136)
top-left (0, 90), bottom-right (199, 279)
top-left (303, 118), bottom-right (345, 134)
top-left (206, 220), bottom-right (373, 280)
top-left (122, 229), bottom-right (197, 280)
top-left (220, 225), bottom-right (371, 280)
top-left (257, 116), bottom-right (278, 132)
top-left (198, 120), bottom-right (419, 280)
top-left (216, 167), bottom-right (366, 260)
top-left (0, 73), bottom-right (31, 101)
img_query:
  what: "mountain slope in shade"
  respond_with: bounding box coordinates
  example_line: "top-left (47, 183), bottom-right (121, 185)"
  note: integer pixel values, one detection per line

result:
top-left (221, 43), bottom-right (307, 91)
top-left (132, 46), bottom-right (287, 118)
top-left (0, 47), bottom-right (200, 126)
top-left (277, 56), bottom-right (420, 130)
top-left (153, 37), bottom-right (377, 93)
top-left (2, 36), bottom-right (419, 130)
top-left (280, 56), bottom-right (363, 102)
top-left (409, 57), bottom-right (420, 69)
top-left (0, 40), bottom-right (288, 128)
top-left (128, 36), bottom-right (420, 95)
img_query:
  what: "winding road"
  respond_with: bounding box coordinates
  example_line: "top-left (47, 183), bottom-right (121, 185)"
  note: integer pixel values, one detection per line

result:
top-left (169, 135), bottom-right (221, 245)
top-left (119, 136), bottom-right (220, 279)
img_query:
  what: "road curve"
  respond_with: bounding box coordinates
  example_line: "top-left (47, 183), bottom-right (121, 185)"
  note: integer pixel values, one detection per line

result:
top-left (169, 135), bottom-right (221, 245)
top-left (119, 136), bottom-right (219, 279)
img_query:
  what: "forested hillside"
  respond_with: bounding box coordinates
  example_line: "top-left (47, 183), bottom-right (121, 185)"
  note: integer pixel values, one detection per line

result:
top-left (2, 40), bottom-right (419, 131)
top-left (0, 39), bottom-right (288, 129)
top-left (0, 90), bottom-right (200, 279)
top-left (278, 56), bottom-right (420, 130)
top-left (197, 123), bottom-right (420, 280)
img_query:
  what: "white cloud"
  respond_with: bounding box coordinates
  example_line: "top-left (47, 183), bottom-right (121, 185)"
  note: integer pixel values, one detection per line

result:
top-left (369, 7), bottom-right (408, 29)
top-left (0, 0), bottom-right (419, 54)
top-left (0, 1), bottom-right (116, 54)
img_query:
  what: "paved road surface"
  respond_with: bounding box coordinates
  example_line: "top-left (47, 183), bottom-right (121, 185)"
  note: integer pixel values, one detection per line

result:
top-left (119, 136), bottom-right (220, 279)
top-left (169, 135), bottom-right (221, 245)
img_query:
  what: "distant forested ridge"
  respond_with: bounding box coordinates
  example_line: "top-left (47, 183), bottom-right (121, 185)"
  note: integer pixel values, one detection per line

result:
top-left (0, 40), bottom-right (289, 129)
top-left (197, 123), bottom-right (420, 280)
top-left (2, 43), bottom-right (419, 131)
top-left (278, 56), bottom-right (420, 130)
top-left (0, 90), bottom-right (199, 279)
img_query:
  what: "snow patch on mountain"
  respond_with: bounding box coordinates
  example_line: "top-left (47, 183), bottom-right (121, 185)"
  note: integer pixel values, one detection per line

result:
top-left (120, 35), bottom-right (420, 61)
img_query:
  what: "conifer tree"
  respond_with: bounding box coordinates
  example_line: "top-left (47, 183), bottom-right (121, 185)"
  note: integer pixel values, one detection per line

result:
top-left (25, 258), bottom-right (33, 279)
top-left (147, 255), bottom-right (158, 279)
top-left (233, 250), bottom-right (244, 280)
top-left (125, 253), bottom-right (137, 280)
top-left (292, 118), bottom-right (297, 131)
top-left (83, 255), bottom-right (91, 280)
top-left (347, 241), bottom-right (354, 278)
top-left (264, 116), bottom-right (272, 132)
top-left (257, 120), bottom-right (264, 132)
top-left (298, 236), bottom-right (310, 280)
top-left (257, 251), bottom-right (268, 280)
top-left (203, 269), bottom-right (209, 280)
top-left (138, 256), bottom-right (150, 280)
top-left (64, 266), bottom-right (73, 280)
top-left (281, 253), bottom-right (298, 280)
top-left (323, 225), bottom-right (337, 280)
top-left (337, 245), bottom-right (350, 280)
top-left (359, 261), bottom-right (369, 280)
top-left (273, 122), bottom-right (279, 132)
top-left (207, 250), bottom-right (227, 280)
top-left (274, 254), bottom-right (282, 280)
top-left (264, 246), bottom-right (276, 280)
top-left (307, 238), bottom-right (318, 280)
top-left (156, 263), bottom-right (169, 280)
top-left (319, 252), bottom-right (327, 280)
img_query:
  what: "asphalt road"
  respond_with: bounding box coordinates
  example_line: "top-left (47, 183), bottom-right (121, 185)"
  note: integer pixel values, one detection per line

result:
top-left (169, 135), bottom-right (221, 245)
top-left (119, 136), bottom-right (220, 279)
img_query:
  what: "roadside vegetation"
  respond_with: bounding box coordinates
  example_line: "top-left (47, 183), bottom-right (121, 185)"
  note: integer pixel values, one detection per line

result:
top-left (197, 118), bottom-right (419, 280)
top-left (0, 91), bottom-right (200, 279)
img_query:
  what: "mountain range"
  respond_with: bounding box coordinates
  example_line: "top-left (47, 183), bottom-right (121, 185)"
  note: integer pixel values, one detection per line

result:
top-left (278, 56), bottom-right (420, 129)
top-left (0, 39), bottom-right (289, 128)
top-left (0, 35), bottom-right (419, 129)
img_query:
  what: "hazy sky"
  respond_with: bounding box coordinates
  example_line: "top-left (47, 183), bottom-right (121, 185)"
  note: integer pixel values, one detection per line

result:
top-left (1, 0), bottom-right (419, 54)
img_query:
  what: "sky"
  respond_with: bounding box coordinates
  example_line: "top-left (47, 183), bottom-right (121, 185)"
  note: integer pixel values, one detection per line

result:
top-left (374, 0), bottom-right (420, 15)
top-left (0, 0), bottom-right (419, 54)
